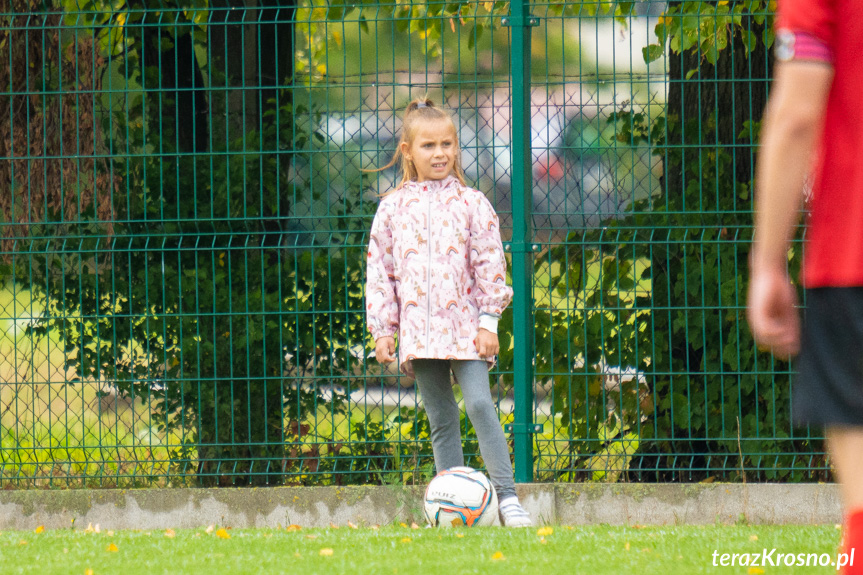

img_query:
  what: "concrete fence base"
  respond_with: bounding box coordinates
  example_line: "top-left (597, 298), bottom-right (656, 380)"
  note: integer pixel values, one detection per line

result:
top-left (0, 484), bottom-right (841, 530)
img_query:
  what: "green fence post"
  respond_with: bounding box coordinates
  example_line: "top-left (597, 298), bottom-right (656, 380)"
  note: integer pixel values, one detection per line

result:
top-left (505, 0), bottom-right (536, 484)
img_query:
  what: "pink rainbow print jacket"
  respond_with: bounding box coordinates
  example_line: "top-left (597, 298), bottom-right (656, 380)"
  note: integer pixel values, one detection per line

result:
top-left (366, 175), bottom-right (513, 376)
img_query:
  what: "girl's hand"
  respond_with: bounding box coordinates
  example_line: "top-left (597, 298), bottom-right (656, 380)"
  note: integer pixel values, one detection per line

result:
top-left (375, 336), bottom-right (397, 364)
top-left (475, 329), bottom-right (499, 358)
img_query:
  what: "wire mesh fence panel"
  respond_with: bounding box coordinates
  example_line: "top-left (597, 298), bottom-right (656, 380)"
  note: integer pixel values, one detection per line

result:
top-left (526, 0), bottom-right (821, 483)
top-left (0, 0), bottom-right (825, 488)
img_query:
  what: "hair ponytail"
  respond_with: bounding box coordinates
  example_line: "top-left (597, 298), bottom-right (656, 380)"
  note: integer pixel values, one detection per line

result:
top-left (407, 97), bottom-right (432, 112)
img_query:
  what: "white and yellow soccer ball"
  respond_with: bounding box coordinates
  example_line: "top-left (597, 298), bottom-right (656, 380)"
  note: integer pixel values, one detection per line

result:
top-left (423, 466), bottom-right (498, 527)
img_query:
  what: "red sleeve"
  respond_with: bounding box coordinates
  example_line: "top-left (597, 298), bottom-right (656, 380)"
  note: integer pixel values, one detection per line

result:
top-left (775, 0), bottom-right (835, 63)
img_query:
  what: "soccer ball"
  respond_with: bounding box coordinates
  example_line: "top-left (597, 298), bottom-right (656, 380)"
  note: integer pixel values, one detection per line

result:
top-left (423, 466), bottom-right (498, 527)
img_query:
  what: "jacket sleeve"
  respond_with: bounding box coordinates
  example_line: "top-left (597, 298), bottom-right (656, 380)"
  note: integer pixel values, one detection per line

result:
top-left (468, 192), bottom-right (514, 321)
top-left (366, 201), bottom-right (399, 340)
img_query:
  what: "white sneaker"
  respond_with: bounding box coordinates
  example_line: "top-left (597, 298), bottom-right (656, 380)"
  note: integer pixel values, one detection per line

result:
top-left (499, 496), bottom-right (533, 527)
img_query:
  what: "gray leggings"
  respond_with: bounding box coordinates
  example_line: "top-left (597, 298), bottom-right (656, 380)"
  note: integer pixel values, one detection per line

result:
top-left (412, 358), bottom-right (516, 501)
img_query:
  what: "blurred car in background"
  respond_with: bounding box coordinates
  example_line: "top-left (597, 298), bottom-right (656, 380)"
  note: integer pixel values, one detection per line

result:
top-left (475, 103), bottom-right (629, 237)
top-left (294, 103), bottom-right (629, 240)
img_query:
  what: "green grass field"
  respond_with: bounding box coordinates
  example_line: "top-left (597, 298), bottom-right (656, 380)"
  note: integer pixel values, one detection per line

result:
top-left (0, 524), bottom-right (846, 574)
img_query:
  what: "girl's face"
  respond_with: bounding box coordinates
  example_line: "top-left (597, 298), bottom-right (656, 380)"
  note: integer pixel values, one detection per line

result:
top-left (401, 120), bottom-right (458, 183)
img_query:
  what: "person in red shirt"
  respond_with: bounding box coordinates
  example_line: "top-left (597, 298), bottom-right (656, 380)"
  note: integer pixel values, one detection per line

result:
top-left (749, 1), bottom-right (863, 572)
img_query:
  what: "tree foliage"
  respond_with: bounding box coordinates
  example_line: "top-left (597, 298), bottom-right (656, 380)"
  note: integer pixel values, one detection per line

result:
top-left (8, 0), bottom-right (373, 486)
top-left (588, 0), bottom-right (818, 480)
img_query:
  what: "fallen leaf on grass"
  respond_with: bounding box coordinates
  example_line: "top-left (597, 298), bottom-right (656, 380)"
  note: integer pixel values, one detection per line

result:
top-left (329, 523), bottom-right (340, 529)
top-left (35, 526), bottom-right (44, 534)
top-left (107, 543), bottom-right (119, 553)
top-left (305, 534), bottom-right (318, 540)
top-left (749, 534), bottom-right (758, 541)
top-left (206, 525), bottom-right (214, 534)
top-left (410, 522), bottom-right (420, 530)
top-left (164, 529), bottom-right (176, 538)
top-left (540, 537), bottom-right (547, 544)
top-left (107, 531), bottom-right (114, 537)
top-left (215, 529), bottom-right (230, 540)
top-left (348, 522), bottom-right (358, 530)
top-left (285, 525), bottom-right (302, 532)
top-left (491, 551), bottom-right (505, 561)
top-left (319, 548), bottom-right (334, 556)
top-left (18, 540), bottom-right (27, 546)
top-left (536, 527), bottom-right (553, 537)
top-left (370, 525), bottom-right (379, 531)
top-left (84, 523), bottom-right (101, 534)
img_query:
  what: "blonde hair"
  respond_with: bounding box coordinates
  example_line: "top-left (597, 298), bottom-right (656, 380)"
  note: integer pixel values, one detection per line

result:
top-left (368, 97), bottom-right (467, 192)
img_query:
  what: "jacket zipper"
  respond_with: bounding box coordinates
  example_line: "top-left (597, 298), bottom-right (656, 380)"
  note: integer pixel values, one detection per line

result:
top-left (426, 185), bottom-right (432, 353)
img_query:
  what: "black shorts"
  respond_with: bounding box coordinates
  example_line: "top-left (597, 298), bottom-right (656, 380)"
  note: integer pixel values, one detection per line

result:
top-left (795, 288), bottom-right (863, 427)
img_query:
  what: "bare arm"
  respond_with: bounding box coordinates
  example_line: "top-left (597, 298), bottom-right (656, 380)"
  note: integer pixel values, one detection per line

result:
top-left (747, 61), bottom-right (833, 357)
top-left (751, 62), bottom-right (833, 269)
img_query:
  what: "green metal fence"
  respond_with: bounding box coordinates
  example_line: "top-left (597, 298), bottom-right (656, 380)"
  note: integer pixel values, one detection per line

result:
top-left (0, 0), bottom-right (826, 488)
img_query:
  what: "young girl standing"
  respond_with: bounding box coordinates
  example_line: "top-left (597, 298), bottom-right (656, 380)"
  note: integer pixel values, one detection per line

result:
top-left (366, 98), bottom-right (532, 527)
